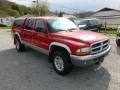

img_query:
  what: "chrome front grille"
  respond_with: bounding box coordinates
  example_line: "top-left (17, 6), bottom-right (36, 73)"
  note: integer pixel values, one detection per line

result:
top-left (91, 40), bottom-right (109, 54)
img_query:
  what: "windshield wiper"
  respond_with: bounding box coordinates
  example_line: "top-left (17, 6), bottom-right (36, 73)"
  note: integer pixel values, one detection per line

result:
top-left (68, 28), bottom-right (78, 32)
top-left (56, 29), bottom-right (67, 32)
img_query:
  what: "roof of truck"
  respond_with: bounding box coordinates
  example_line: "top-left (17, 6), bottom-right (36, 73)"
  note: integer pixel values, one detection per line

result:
top-left (15, 16), bottom-right (65, 20)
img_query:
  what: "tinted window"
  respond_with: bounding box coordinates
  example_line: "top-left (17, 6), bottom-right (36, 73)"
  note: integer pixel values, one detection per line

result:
top-left (35, 19), bottom-right (46, 33)
top-left (89, 20), bottom-right (96, 25)
top-left (25, 19), bottom-right (35, 30)
top-left (78, 20), bottom-right (88, 25)
top-left (13, 20), bottom-right (23, 27)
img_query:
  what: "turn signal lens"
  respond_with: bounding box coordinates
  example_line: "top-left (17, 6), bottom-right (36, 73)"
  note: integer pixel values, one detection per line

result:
top-left (76, 47), bottom-right (90, 56)
top-left (76, 52), bottom-right (90, 56)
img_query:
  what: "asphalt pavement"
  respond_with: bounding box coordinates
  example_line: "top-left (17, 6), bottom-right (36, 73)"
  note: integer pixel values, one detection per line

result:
top-left (0, 31), bottom-right (120, 90)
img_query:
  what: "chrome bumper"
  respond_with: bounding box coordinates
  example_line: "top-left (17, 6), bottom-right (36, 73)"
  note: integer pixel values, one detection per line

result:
top-left (70, 45), bottom-right (111, 67)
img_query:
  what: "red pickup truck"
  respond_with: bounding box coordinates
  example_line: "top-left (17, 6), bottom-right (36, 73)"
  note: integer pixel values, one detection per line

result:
top-left (11, 17), bottom-right (111, 75)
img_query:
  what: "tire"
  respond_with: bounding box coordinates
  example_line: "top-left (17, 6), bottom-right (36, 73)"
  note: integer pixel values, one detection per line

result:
top-left (52, 51), bottom-right (72, 75)
top-left (116, 40), bottom-right (120, 46)
top-left (15, 37), bottom-right (25, 52)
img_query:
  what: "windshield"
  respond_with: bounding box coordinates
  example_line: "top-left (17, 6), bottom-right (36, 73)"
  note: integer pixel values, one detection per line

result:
top-left (47, 18), bottom-right (78, 33)
top-left (77, 19), bottom-right (102, 25)
top-left (77, 20), bottom-right (88, 25)
top-left (68, 18), bottom-right (78, 25)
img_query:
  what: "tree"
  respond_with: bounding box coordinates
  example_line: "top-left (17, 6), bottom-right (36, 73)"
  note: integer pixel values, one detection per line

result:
top-left (18, 5), bottom-right (29, 15)
top-left (58, 11), bottom-right (64, 17)
top-left (0, 0), bottom-right (8, 9)
top-left (31, 0), bottom-right (49, 16)
top-left (5, 8), bottom-right (20, 17)
top-left (0, 10), bottom-right (6, 17)
top-left (0, 0), bottom-right (33, 17)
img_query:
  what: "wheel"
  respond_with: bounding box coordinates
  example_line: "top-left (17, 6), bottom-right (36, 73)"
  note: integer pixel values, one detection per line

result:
top-left (15, 37), bottom-right (25, 52)
top-left (116, 40), bottom-right (120, 46)
top-left (52, 51), bottom-right (72, 75)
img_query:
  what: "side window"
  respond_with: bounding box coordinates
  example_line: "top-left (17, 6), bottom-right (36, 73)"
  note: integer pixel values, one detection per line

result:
top-left (13, 20), bottom-right (23, 28)
top-left (25, 19), bottom-right (35, 30)
top-left (35, 19), bottom-right (46, 33)
top-left (83, 20), bottom-right (88, 25)
top-left (87, 20), bottom-right (91, 25)
top-left (89, 20), bottom-right (96, 25)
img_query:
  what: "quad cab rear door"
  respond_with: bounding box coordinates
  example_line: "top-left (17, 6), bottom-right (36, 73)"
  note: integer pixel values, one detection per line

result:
top-left (23, 19), bottom-right (36, 44)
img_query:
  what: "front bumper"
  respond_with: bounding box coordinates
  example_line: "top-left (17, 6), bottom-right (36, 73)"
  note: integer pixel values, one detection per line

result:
top-left (70, 45), bottom-right (111, 67)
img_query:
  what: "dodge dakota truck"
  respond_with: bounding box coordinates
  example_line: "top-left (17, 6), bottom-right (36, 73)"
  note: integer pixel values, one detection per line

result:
top-left (11, 17), bottom-right (111, 75)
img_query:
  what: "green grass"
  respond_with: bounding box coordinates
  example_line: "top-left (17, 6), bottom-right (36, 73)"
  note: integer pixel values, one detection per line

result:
top-left (0, 27), bottom-right (11, 29)
top-left (100, 28), bottom-right (117, 35)
top-left (0, 27), bottom-right (11, 31)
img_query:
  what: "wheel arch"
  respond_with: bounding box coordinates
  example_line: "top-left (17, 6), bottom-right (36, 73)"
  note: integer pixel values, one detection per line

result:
top-left (49, 42), bottom-right (71, 54)
top-left (14, 32), bottom-right (22, 44)
top-left (49, 42), bottom-right (72, 62)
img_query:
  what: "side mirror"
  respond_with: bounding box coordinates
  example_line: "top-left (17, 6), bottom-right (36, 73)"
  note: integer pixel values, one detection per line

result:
top-left (35, 27), bottom-right (46, 33)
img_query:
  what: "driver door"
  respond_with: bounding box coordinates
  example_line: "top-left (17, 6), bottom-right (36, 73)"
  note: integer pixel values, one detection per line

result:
top-left (33, 19), bottom-right (49, 50)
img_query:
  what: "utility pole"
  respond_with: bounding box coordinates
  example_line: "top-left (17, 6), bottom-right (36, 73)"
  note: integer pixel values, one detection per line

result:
top-left (36, 0), bottom-right (40, 15)
top-left (33, 0), bottom-right (40, 16)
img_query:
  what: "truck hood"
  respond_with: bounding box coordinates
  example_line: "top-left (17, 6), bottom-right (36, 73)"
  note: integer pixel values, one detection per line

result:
top-left (52, 30), bottom-right (109, 45)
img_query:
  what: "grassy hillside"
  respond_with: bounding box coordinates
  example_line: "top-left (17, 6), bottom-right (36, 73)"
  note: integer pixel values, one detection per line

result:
top-left (0, 0), bottom-right (32, 17)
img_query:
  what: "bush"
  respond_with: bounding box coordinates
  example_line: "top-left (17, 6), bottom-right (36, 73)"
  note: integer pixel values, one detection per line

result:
top-left (5, 8), bottom-right (20, 17)
top-left (0, 24), bottom-right (7, 27)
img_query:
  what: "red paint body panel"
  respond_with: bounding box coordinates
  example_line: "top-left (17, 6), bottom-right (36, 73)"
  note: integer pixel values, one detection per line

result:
top-left (49, 30), bottom-right (108, 54)
top-left (11, 17), bottom-right (109, 55)
top-left (33, 31), bottom-right (50, 49)
top-left (52, 30), bottom-right (108, 44)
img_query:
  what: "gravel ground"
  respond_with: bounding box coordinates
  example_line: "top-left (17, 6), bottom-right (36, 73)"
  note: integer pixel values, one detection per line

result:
top-left (0, 31), bottom-right (120, 90)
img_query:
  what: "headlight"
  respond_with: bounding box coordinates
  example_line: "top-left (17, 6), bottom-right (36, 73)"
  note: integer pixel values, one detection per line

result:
top-left (76, 47), bottom-right (90, 56)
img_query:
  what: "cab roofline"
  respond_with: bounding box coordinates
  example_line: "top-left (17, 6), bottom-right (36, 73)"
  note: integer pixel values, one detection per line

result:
top-left (15, 16), bottom-right (66, 20)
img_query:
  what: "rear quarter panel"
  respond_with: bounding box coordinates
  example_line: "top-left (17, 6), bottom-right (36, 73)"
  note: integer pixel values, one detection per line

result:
top-left (12, 18), bottom-right (27, 40)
